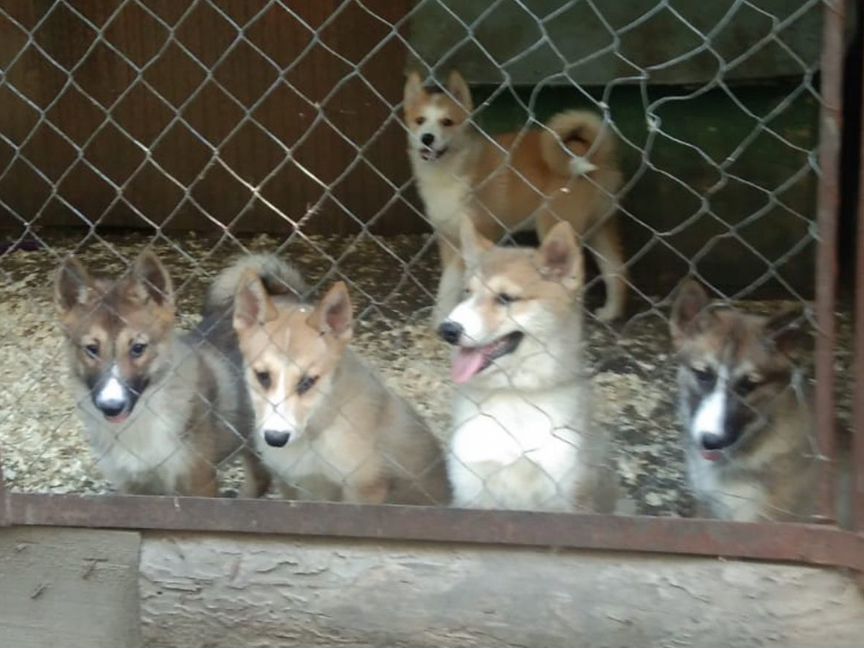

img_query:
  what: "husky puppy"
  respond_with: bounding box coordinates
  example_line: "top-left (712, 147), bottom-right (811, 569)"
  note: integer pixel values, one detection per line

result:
top-left (55, 252), bottom-right (264, 496)
top-left (670, 280), bottom-right (823, 522)
top-left (438, 220), bottom-right (617, 512)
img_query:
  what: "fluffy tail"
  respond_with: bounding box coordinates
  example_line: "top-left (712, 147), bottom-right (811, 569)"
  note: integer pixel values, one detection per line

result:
top-left (204, 253), bottom-right (307, 315)
top-left (539, 110), bottom-right (616, 177)
top-left (197, 253), bottom-right (307, 351)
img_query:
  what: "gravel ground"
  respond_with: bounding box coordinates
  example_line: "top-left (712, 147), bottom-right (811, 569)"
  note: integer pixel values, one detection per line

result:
top-left (0, 229), bottom-right (851, 517)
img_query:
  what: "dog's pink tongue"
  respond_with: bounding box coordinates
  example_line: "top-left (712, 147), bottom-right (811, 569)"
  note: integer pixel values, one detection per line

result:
top-left (451, 348), bottom-right (487, 384)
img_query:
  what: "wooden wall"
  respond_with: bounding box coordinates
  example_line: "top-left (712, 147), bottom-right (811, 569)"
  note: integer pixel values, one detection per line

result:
top-left (0, 0), bottom-right (420, 235)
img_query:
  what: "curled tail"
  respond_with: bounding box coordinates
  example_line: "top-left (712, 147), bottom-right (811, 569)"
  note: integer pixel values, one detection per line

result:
top-left (198, 254), bottom-right (307, 348)
top-left (204, 253), bottom-right (307, 316)
top-left (539, 110), bottom-right (617, 177)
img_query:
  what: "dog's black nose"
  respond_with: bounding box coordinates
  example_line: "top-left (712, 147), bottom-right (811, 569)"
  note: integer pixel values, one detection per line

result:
top-left (97, 400), bottom-right (126, 418)
top-left (264, 430), bottom-right (291, 447)
top-left (700, 432), bottom-right (725, 451)
top-left (421, 133), bottom-right (435, 147)
top-left (438, 321), bottom-right (464, 345)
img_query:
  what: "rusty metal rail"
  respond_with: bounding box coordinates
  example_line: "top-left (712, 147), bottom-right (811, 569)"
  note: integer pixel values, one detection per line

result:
top-left (2, 492), bottom-right (862, 573)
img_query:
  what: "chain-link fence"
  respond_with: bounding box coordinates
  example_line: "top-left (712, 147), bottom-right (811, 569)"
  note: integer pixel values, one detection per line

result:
top-left (0, 0), bottom-right (857, 542)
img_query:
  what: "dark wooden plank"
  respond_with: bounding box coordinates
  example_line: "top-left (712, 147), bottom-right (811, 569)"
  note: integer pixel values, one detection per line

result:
top-left (0, 0), bottom-right (416, 234)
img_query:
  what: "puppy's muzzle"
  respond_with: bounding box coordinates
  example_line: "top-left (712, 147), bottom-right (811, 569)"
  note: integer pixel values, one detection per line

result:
top-left (95, 398), bottom-right (128, 419)
top-left (438, 321), bottom-right (463, 345)
top-left (264, 429), bottom-right (291, 447)
top-left (699, 432), bottom-right (727, 451)
top-left (91, 372), bottom-right (138, 422)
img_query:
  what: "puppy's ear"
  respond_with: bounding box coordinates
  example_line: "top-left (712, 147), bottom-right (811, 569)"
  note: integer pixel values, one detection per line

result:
top-left (308, 281), bottom-right (353, 342)
top-left (131, 251), bottom-right (174, 306)
top-left (447, 70), bottom-right (473, 113)
top-left (234, 271), bottom-right (278, 331)
top-left (459, 219), bottom-right (493, 269)
top-left (670, 280), bottom-right (710, 348)
top-left (55, 257), bottom-right (92, 314)
top-left (404, 71), bottom-right (424, 107)
top-left (537, 221), bottom-right (584, 290)
top-left (764, 306), bottom-right (812, 357)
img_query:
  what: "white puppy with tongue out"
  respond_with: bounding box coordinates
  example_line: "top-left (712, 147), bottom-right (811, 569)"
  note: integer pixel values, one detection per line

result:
top-left (437, 220), bottom-right (616, 513)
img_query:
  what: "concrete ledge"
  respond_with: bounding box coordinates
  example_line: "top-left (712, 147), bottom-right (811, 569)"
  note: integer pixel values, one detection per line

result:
top-left (140, 532), bottom-right (864, 648)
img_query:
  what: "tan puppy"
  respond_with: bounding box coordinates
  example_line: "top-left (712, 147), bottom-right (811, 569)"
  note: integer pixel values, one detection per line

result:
top-left (438, 221), bottom-right (617, 512)
top-left (208, 255), bottom-right (451, 505)
top-left (404, 70), bottom-right (626, 324)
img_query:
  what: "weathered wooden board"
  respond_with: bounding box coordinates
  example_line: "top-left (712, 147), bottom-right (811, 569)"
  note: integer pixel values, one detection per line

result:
top-left (140, 532), bottom-right (864, 648)
top-left (0, 527), bottom-right (142, 648)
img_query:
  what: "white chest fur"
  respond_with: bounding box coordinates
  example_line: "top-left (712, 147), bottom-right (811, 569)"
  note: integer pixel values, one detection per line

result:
top-left (410, 149), bottom-right (472, 239)
top-left (77, 388), bottom-right (193, 492)
top-left (451, 392), bottom-right (579, 468)
top-left (255, 423), bottom-right (363, 500)
top-left (687, 454), bottom-right (767, 522)
top-left (448, 386), bottom-right (586, 511)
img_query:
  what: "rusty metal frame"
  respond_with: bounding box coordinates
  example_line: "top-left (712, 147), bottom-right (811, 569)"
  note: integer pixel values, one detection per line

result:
top-left (854, 0), bottom-right (864, 534)
top-left (0, 493), bottom-right (860, 572)
top-left (814, 0), bottom-right (846, 521)
top-left (0, 0), bottom-right (860, 578)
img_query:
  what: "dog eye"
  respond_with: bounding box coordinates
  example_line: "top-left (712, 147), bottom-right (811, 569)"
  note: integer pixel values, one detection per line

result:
top-left (297, 375), bottom-right (318, 395)
top-left (736, 375), bottom-right (763, 395)
top-left (255, 371), bottom-right (272, 389)
top-left (496, 293), bottom-right (520, 306)
top-left (130, 342), bottom-right (148, 359)
top-left (690, 365), bottom-right (715, 386)
top-left (83, 343), bottom-right (100, 358)
top-left (441, 118), bottom-right (454, 127)
top-left (415, 117), bottom-right (426, 125)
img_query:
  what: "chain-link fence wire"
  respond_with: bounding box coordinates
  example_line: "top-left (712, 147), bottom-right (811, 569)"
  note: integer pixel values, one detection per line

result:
top-left (0, 0), bottom-right (843, 520)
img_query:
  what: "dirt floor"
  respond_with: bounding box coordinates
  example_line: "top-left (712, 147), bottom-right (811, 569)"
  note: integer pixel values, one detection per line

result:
top-left (0, 228), bottom-right (852, 517)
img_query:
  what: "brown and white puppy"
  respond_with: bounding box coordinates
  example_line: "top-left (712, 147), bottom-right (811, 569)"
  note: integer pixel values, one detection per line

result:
top-left (404, 70), bottom-right (626, 325)
top-left (55, 252), bottom-right (261, 496)
top-left (209, 255), bottom-right (451, 505)
top-left (438, 220), bottom-right (617, 512)
top-left (670, 280), bottom-right (822, 522)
